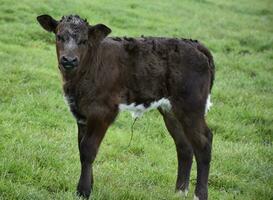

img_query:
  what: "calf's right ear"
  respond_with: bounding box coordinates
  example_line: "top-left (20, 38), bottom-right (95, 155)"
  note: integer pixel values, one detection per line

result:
top-left (37, 14), bottom-right (58, 33)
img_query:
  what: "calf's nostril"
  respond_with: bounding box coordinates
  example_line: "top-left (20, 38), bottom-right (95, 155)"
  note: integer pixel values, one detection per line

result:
top-left (60, 56), bottom-right (69, 64)
top-left (71, 58), bottom-right (78, 64)
top-left (63, 56), bottom-right (69, 62)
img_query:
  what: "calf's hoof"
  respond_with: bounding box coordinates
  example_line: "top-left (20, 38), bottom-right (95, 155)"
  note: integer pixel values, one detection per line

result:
top-left (193, 194), bottom-right (199, 200)
top-left (176, 189), bottom-right (189, 198)
top-left (76, 186), bottom-right (91, 199)
top-left (194, 194), bottom-right (208, 200)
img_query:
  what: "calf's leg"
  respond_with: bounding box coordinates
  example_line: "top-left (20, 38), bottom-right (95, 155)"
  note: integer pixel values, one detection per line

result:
top-left (76, 118), bottom-right (110, 198)
top-left (159, 110), bottom-right (193, 196)
top-left (77, 123), bottom-right (87, 152)
top-left (174, 110), bottom-right (212, 200)
top-left (192, 124), bottom-right (212, 200)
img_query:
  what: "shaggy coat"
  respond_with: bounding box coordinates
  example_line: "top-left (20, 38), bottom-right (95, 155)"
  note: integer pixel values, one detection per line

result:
top-left (37, 14), bottom-right (215, 200)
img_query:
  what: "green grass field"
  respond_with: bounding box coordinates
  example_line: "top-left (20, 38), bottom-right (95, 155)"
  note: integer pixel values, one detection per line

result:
top-left (0, 0), bottom-right (272, 199)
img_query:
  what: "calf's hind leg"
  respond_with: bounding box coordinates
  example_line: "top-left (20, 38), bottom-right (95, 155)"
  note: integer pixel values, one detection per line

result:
top-left (159, 110), bottom-right (193, 196)
top-left (174, 108), bottom-right (213, 200)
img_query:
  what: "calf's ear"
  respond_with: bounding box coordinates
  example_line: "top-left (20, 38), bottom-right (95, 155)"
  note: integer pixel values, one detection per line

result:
top-left (88, 24), bottom-right (111, 43)
top-left (37, 14), bottom-right (58, 33)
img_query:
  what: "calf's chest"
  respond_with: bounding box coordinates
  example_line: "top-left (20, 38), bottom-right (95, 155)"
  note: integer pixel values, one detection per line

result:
top-left (64, 95), bottom-right (87, 125)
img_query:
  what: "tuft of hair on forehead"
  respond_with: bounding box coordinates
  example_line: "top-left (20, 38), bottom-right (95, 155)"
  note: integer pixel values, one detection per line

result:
top-left (60, 15), bottom-right (89, 25)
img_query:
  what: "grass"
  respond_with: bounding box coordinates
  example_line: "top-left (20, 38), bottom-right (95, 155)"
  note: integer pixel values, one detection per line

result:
top-left (0, 0), bottom-right (272, 199)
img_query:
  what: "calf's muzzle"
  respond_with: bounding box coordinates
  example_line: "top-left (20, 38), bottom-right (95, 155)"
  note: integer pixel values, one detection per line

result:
top-left (60, 55), bottom-right (79, 70)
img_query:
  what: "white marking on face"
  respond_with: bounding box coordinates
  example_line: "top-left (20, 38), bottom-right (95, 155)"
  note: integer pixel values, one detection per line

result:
top-left (67, 39), bottom-right (75, 49)
top-left (205, 94), bottom-right (212, 114)
top-left (193, 194), bottom-right (199, 200)
top-left (119, 98), bottom-right (172, 118)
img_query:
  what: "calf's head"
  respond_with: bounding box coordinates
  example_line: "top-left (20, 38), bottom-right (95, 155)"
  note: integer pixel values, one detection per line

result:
top-left (37, 14), bottom-right (111, 72)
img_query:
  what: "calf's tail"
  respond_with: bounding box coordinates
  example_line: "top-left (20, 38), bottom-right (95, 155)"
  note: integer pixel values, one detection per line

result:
top-left (196, 44), bottom-right (215, 92)
top-left (195, 42), bottom-right (215, 114)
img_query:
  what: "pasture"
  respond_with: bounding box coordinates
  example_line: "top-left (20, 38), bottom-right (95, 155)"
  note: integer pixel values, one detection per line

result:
top-left (0, 0), bottom-right (272, 199)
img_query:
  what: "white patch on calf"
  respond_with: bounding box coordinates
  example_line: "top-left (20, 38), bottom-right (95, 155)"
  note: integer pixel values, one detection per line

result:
top-left (64, 95), bottom-right (74, 107)
top-left (177, 189), bottom-right (189, 197)
top-left (66, 39), bottom-right (76, 49)
top-left (119, 98), bottom-right (171, 118)
top-left (205, 94), bottom-right (212, 114)
top-left (193, 194), bottom-right (200, 200)
top-left (64, 95), bottom-right (87, 125)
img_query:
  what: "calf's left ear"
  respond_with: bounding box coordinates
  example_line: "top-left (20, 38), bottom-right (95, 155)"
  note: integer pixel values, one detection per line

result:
top-left (88, 24), bottom-right (111, 42)
top-left (37, 14), bottom-right (58, 33)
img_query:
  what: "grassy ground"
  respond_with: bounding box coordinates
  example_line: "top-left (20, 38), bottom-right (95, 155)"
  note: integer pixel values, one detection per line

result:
top-left (0, 0), bottom-right (272, 199)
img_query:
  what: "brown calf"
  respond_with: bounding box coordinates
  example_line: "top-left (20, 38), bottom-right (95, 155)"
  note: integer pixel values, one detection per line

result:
top-left (37, 14), bottom-right (215, 200)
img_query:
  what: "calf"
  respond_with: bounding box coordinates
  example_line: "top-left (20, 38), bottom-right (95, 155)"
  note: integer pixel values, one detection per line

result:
top-left (37, 14), bottom-right (215, 200)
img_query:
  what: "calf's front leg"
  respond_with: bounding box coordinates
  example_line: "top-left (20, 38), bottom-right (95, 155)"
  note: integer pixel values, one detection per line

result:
top-left (76, 117), bottom-right (110, 199)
